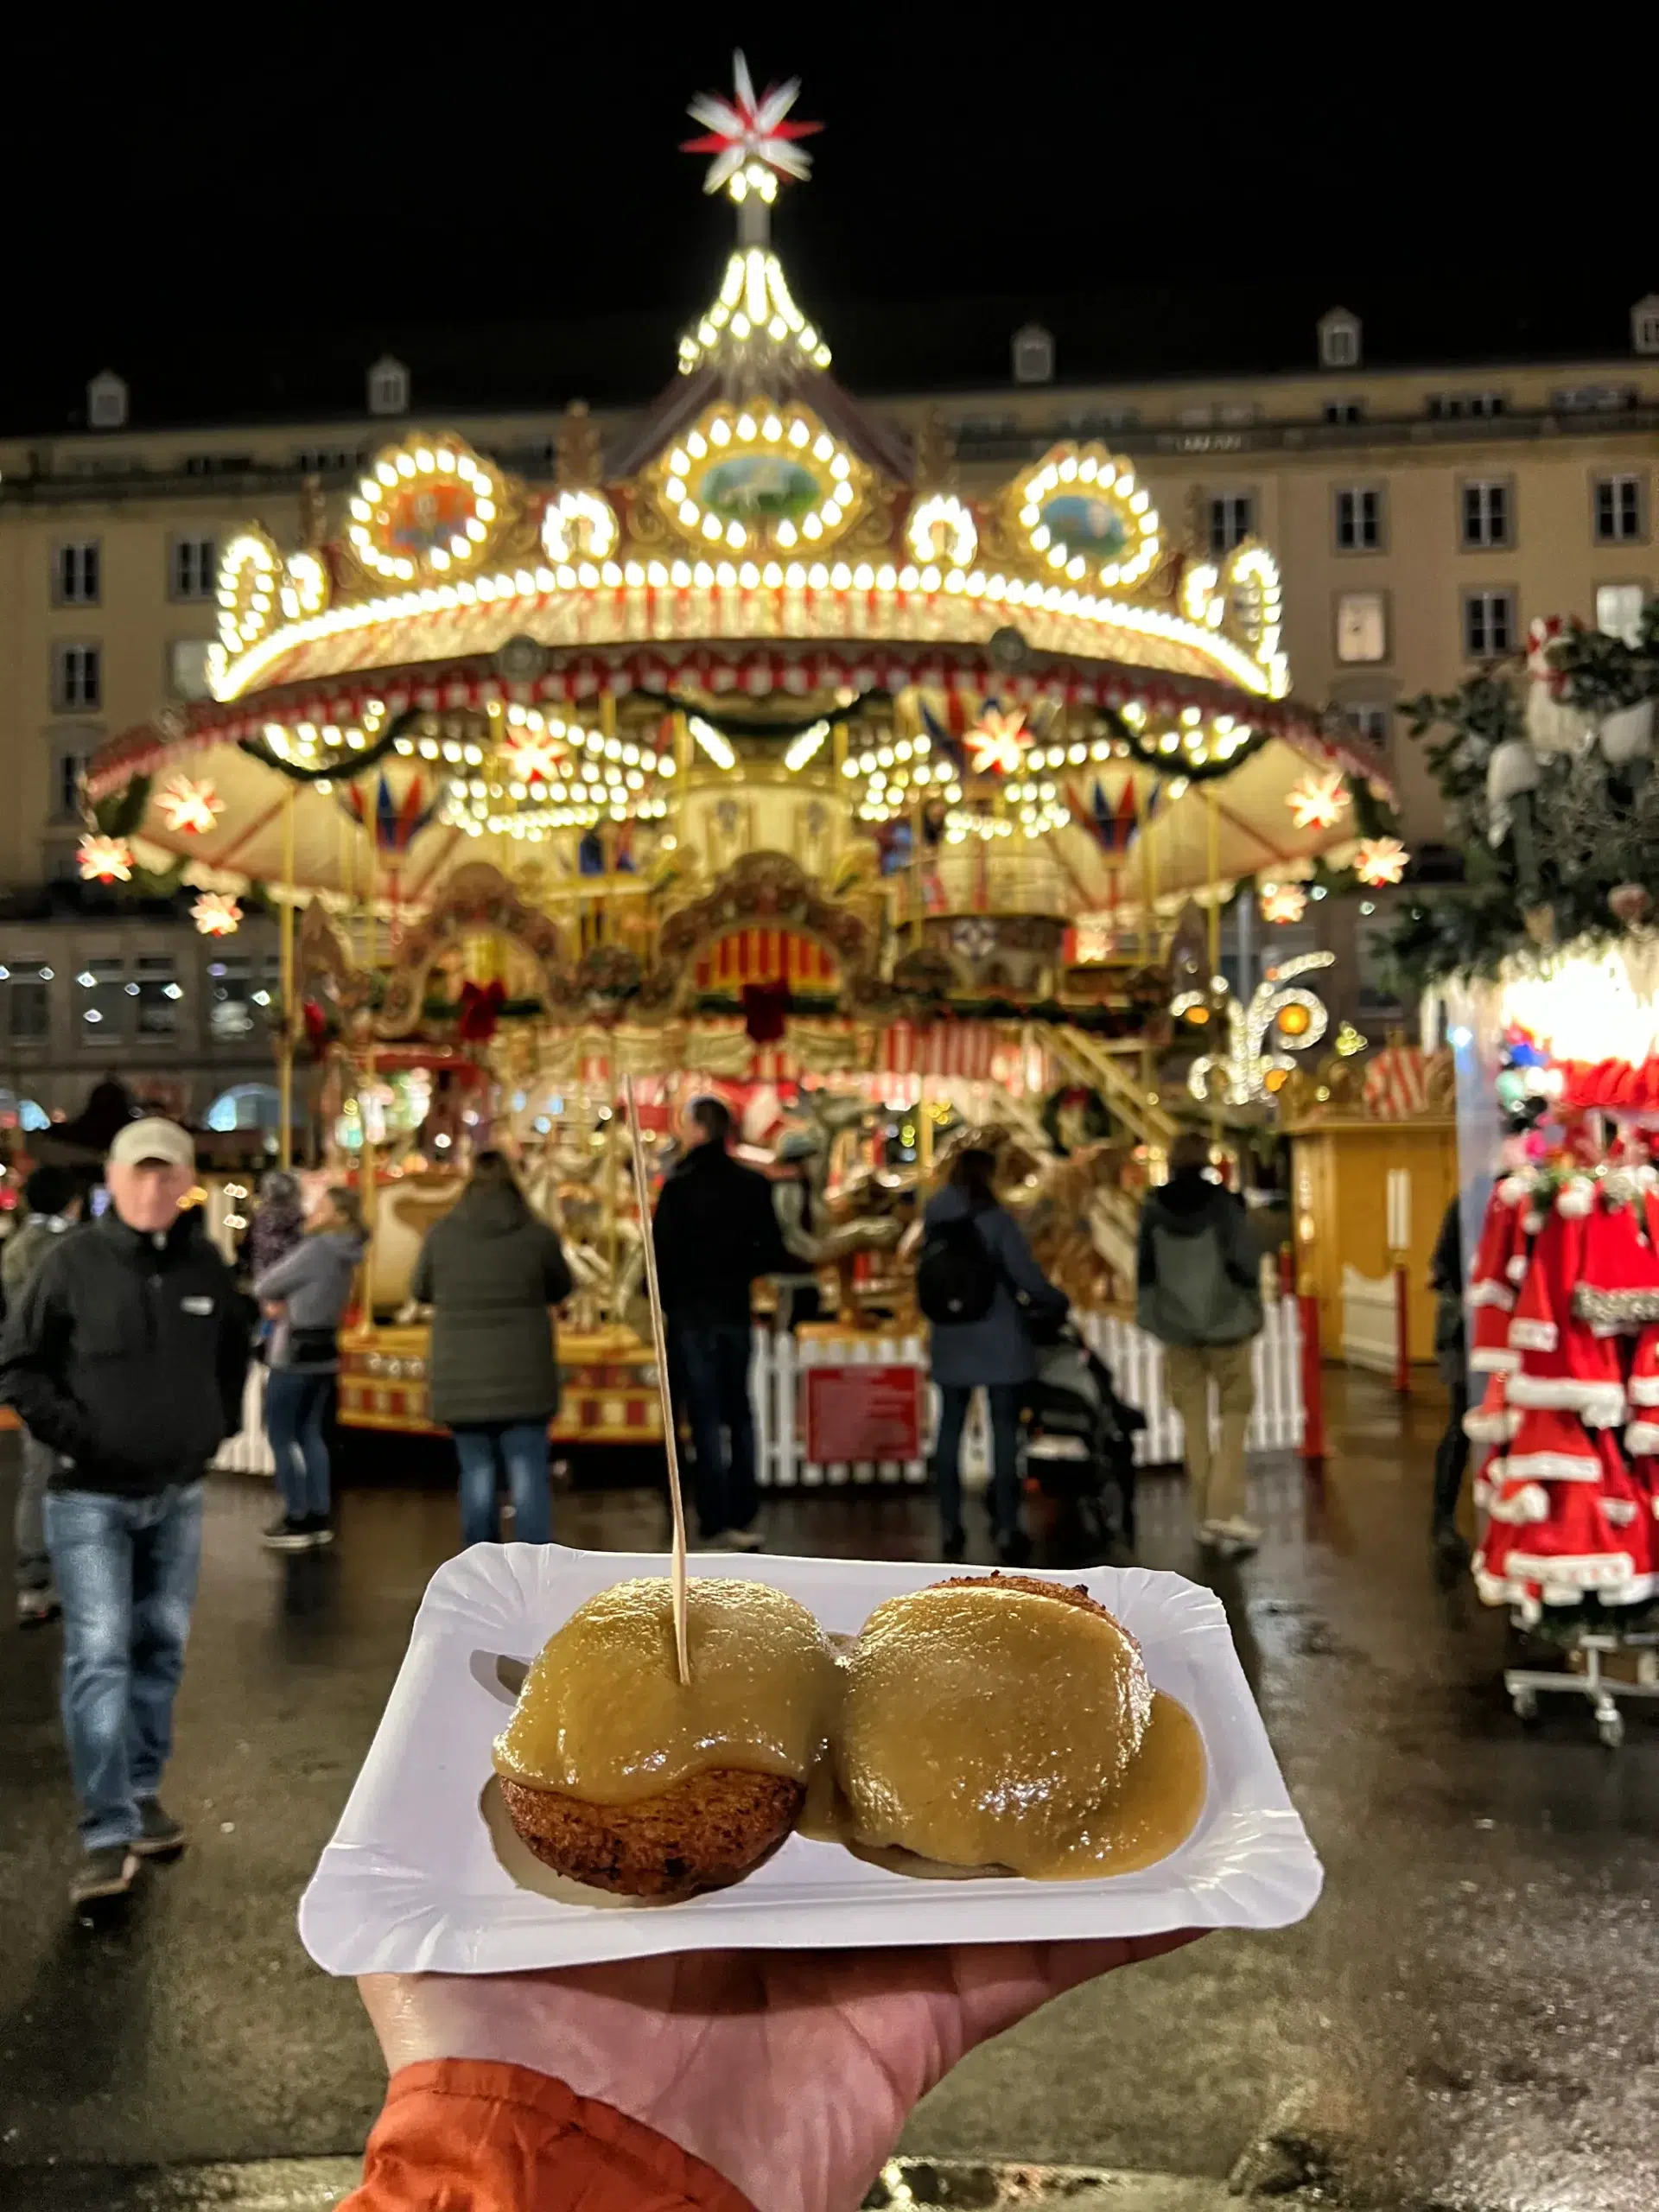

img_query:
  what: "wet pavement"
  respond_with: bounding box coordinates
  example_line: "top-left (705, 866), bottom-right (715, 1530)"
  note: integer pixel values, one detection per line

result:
top-left (3, 1371), bottom-right (1657, 2211)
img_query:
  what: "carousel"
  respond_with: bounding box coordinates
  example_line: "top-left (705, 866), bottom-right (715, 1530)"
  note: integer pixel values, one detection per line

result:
top-left (81, 57), bottom-right (1394, 1462)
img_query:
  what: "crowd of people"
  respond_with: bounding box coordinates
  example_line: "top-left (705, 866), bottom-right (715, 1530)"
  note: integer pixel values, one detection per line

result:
top-left (0, 1097), bottom-right (1285, 1910)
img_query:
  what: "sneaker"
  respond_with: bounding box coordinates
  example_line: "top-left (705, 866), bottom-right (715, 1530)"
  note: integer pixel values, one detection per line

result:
top-left (71, 1844), bottom-right (138, 1906)
top-left (1209, 1517), bottom-right (1262, 1558)
top-left (721, 1526), bottom-right (766, 1553)
top-left (1433, 1522), bottom-right (1471, 1565)
top-left (1196, 1519), bottom-right (1224, 1548)
top-left (16, 1586), bottom-right (60, 1627)
top-left (261, 1516), bottom-right (315, 1552)
top-left (300, 1515), bottom-right (335, 1547)
top-left (132, 1799), bottom-right (186, 1859)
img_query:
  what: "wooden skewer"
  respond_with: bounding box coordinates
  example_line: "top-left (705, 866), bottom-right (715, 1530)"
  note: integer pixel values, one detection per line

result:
top-left (622, 1075), bottom-right (690, 1687)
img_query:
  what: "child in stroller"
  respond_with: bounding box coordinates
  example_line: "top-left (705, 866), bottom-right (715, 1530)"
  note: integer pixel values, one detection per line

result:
top-left (1022, 1319), bottom-right (1146, 1560)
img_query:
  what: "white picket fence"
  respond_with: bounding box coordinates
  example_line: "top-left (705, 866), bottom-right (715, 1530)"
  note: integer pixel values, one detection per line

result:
top-left (214, 1300), bottom-right (1306, 1487)
top-left (1339, 1264), bottom-right (1396, 1375)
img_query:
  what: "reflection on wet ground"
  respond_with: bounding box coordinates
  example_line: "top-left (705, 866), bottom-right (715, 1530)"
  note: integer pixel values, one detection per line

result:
top-left (2, 1370), bottom-right (1656, 2211)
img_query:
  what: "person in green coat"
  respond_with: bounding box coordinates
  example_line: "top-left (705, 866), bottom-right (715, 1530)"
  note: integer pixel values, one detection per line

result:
top-left (410, 1151), bottom-right (573, 1548)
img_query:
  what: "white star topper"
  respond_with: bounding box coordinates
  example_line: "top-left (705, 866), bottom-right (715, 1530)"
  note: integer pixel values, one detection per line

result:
top-left (683, 51), bottom-right (823, 198)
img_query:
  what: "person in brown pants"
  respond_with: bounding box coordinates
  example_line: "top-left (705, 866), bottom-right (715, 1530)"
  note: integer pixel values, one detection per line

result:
top-left (1136, 1133), bottom-right (1264, 1556)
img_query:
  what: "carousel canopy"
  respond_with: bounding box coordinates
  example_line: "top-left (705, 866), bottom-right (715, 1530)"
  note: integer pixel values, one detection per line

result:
top-left (86, 55), bottom-right (1389, 919)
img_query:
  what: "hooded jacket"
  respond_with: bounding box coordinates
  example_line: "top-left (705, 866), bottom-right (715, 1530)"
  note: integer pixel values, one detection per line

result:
top-left (652, 1143), bottom-right (790, 1329)
top-left (1135, 1172), bottom-right (1263, 1348)
top-left (412, 1185), bottom-right (573, 1427)
top-left (254, 1228), bottom-right (367, 1371)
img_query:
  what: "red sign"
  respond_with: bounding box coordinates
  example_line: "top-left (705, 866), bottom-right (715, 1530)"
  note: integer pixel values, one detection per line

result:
top-left (804, 1363), bottom-right (923, 1465)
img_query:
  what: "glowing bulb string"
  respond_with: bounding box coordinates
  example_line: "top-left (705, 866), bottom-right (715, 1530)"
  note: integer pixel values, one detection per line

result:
top-left (630, 688), bottom-right (884, 741)
top-left (238, 707), bottom-right (422, 785)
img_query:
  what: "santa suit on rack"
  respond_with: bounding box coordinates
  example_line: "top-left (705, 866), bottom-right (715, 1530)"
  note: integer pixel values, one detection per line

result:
top-left (1474, 1178), bottom-right (1654, 1620)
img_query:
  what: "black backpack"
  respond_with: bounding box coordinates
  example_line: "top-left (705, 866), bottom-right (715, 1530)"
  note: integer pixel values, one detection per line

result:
top-left (916, 1215), bottom-right (1001, 1325)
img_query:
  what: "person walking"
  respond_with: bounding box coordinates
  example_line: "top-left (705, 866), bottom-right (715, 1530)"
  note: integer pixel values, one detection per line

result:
top-left (1136, 1131), bottom-right (1264, 1557)
top-left (652, 1096), bottom-right (789, 1551)
top-left (411, 1150), bottom-right (572, 1548)
top-left (917, 1146), bottom-right (1064, 1564)
top-left (253, 1185), bottom-right (368, 1552)
top-left (0, 1119), bottom-right (250, 1905)
top-left (1428, 1193), bottom-right (1471, 1560)
top-left (769, 1131), bottom-right (826, 1332)
top-left (4, 1166), bottom-right (85, 1625)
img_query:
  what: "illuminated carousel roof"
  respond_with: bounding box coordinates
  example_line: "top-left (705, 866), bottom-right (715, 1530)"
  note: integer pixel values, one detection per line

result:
top-left (87, 54), bottom-right (1389, 913)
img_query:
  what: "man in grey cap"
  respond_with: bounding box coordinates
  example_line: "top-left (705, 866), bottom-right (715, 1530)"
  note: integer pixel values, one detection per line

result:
top-left (0, 1118), bottom-right (250, 1905)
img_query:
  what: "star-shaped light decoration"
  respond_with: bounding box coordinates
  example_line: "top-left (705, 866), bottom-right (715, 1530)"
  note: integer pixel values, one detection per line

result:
top-left (157, 774), bottom-right (224, 836)
top-left (191, 891), bottom-right (242, 937)
top-left (501, 727), bottom-right (566, 787)
top-left (1353, 835), bottom-right (1409, 887)
top-left (963, 707), bottom-right (1028, 777)
top-left (78, 834), bottom-right (134, 884)
top-left (1259, 880), bottom-right (1308, 925)
top-left (683, 52), bottom-right (823, 200)
top-left (1286, 772), bottom-right (1351, 831)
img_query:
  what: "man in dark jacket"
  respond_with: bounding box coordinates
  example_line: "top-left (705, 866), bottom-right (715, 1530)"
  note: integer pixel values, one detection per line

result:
top-left (1429, 1193), bottom-right (1470, 1560)
top-left (1136, 1132), bottom-right (1264, 1556)
top-left (0, 1119), bottom-right (249, 1905)
top-left (4, 1164), bottom-right (84, 1624)
top-left (652, 1096), bottom-right (789, 1549)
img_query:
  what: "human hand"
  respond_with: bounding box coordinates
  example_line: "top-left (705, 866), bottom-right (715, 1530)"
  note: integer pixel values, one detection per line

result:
top-left (360, 1933), bottom-right (1198, 2212)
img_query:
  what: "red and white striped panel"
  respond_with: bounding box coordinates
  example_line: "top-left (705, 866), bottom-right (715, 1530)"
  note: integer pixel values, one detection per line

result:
top-left (881, 1020), bottom-right (999, 1079)
top-left (693, 929), bottom-right (838, 992)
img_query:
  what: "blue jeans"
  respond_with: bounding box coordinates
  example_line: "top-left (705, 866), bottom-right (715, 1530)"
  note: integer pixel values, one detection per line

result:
top-left (454, 1423), bottom-right (551, 1547)
top-left (265, 1369), bottom-right (334, 1520)
top-left (42, 1482), bottom-right (205, 1849)
top-left (934, 1383), bottom-right (1025, 1545)
top-left (670, 1320), bottom-right (758, 1540)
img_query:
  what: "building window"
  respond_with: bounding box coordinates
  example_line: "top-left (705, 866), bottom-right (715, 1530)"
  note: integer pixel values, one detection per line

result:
top-left (54, 540), bottom-right (100, 607)
top-left (1464, 588), bottom-right (1517, 659)
top-left (1593, 475), bottom-right (1645, 544)
top-left (170, 536), bottom-right (217, 601)
top-left (1208, 493), bottom-right (1255, 555)
top-left (1551, 385), bottom-right (1636, 414)
top-left (167, 639), bottom-right (213, 701)
top-left (6, 961), bottom-right (52, 1043)
top-left (182, 453), bottom-right (253, 477)
top-left (207, 954), bottom-right (278, 1042)
top-left (1349, 703), bottom-right (1392, 747)
top-left (50, 745), bottom-right (92, 825)
top-left (1335, 591), bottom-right (1389, 664)
top-left (77, 957), bottom-right (127, 1045)
top-left (1011, 323), bottom-right (1055, 385)
top-left (1323, 400), bottom-right (1364, 426)
top-left (1334, 486), bottom-right (1384, 551)
top-left (1318, 310), bottom-right (1361, 369)
top-left (136, 955), bottom-right (182, 1037)
top-left (1431, 391), bottom-right (1506, 420)
top-left (1597, 583), bottom-right (1646, 645)
top-left (52, 644), bottom-right (101, 713)
top-left (367, 356), bottom-right (410, 416)
top-left (1461, 480), bottom-right (1511, 550)
top-left (294, 447), bottom-right (355, 474)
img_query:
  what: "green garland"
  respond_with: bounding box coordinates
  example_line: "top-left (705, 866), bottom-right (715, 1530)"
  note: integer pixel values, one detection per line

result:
top-left (1376, 596), bottom-right (1659, 997)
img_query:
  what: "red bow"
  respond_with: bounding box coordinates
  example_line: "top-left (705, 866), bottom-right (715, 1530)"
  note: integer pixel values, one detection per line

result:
top-left (457, 979), bottom-right (506, 1043)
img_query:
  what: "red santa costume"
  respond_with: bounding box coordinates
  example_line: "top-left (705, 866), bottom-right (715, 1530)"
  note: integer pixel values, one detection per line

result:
top-left (1474, 1174), bottom-right (1658, 1620)
top-left (1465, 1174), bottom-right (1537, 1377)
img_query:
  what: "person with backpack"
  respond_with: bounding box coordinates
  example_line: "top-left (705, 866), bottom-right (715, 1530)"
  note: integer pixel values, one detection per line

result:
top-left (1135, 1132), bottom-right (1264, 1556)
top-left (917, 1146), bottom-right (1064, 1564)
top-left (4, 1166), bottom-right (85, 1625)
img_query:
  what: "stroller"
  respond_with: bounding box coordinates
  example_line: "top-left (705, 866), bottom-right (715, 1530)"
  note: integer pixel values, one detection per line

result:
top-left (1022, 1319), bottom-right (1146, 1560)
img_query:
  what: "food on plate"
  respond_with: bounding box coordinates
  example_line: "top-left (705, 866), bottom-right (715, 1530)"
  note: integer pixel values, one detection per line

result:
top-left (835, 1571), bottom-right (1205, 1878)
top-left (493, 1576), bottom-right (838, 1900)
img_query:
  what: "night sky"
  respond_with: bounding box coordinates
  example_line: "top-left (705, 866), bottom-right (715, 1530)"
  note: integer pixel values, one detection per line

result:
top-left (2, 29), bottom-right (1649, 430)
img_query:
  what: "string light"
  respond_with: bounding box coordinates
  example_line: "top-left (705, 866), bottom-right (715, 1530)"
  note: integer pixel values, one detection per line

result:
top-left (192, 892), bottom-right (242, 937)
top-left (1353, 836), bottom-right (1409, 887)
top-left (78, 835), bottom-right (133, 884)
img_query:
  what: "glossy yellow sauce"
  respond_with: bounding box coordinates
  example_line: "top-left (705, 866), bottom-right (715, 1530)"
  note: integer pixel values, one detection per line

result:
top-left (493, 1577), bottom-right (838, 1802)
top-left (832, 1586), bottom-right (1205, 1878)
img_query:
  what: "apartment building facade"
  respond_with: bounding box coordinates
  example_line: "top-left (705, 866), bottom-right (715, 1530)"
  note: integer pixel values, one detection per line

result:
top-left (0, 297), bottom-right (1654, 1107)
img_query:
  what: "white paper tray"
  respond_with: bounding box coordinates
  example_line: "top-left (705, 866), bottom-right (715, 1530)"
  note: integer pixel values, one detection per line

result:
top-left (300, 1544), bottom-right (1322, 1974)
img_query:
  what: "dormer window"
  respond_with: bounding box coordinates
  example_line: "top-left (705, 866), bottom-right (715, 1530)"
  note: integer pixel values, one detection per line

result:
top-left (367, 356), bottom-right (410, 416)
top-left (1318, 308), bottom-right (1361, 371)
top-left (87, 370), bottom-right (128, 429)
top-left (1012, 323), bottom-right (1054, 385)
top-left (1633, 295), bottom-right (1659, 356)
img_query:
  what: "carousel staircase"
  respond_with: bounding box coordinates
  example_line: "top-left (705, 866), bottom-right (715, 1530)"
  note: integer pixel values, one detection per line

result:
top-left (1048, 1025), bottom-right (1181, 1154)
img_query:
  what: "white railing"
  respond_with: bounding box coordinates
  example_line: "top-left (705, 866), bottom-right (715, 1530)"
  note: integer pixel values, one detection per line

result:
top-left (1075, 1298), bottom-right (1305, 1465)
top-left (1339, 1265), bottom-right (1395, 1374)
top-left (214, 1363), bottom-right (275, 1475)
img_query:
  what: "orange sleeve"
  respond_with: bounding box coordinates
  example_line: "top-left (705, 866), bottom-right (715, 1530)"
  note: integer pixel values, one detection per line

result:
top-left (339, 2058), bottom-right (758, 2212)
